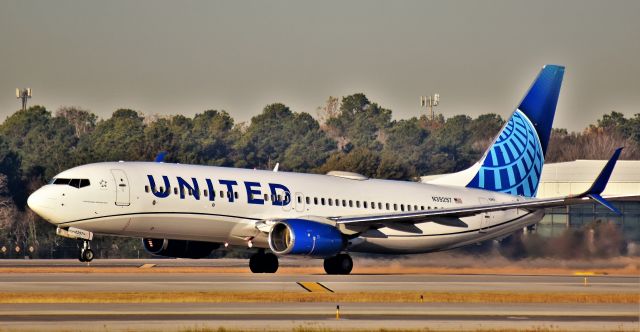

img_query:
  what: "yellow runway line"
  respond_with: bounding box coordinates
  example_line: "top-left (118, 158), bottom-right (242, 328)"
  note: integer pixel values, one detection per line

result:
top-left (573, 271), bottom-right (600, 276)
top-left (139, 264), bottom-right (156, 269)
top-left (297, 282), bottom-right (334, 293)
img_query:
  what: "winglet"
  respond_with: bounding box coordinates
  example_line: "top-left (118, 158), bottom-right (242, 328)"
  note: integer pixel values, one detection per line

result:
top-left (154, 151), bottom-right (167, 163)
top-left (579, 147), bottom-right (623, 215)
top-left (583, 147), bottom-right (622, 195)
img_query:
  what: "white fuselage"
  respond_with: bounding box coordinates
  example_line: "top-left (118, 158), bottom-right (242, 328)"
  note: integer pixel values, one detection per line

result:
top-left (28, 161), bottom-right (544, 255)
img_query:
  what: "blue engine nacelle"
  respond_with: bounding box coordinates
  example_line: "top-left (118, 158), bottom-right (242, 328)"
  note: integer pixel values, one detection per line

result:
top-left (268, 219), bottom-right (346, 258)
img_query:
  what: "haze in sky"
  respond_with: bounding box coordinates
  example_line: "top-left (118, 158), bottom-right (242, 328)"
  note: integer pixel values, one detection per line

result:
top-left (1, 0), bottom-right (638, 131)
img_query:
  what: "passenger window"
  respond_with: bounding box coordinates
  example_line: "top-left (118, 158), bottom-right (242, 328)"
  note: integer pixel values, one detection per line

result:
top-left (145, 186), bottom-right (150, 193)
top-left (363, 201), bottom-right (367, 208)
top-left (188, 189), bottom-right (193, 196)
top-left (349, 200), bottom-right (353, 207)
top-left (386, 203), bottom-right (390, 210)
top-left (356, 201), bottom-right (360, 208)
top-left (264, 194), bottom-right (269, 201)
top-left (393, 204), bottom-right (398, 211)
top-left (321, 198), bottom-right (325, 205)
top-left (335, 199), bottom-right (340, 207)
top-left (314, 197), bottom-right (318, 205)
top-left (180, 188), bottom-right (185, 197)
top-left (420, 206), bottom-right (424, 210)
top-left (305, 197), bottom-right (310, 204)
top-left (174, 187), bottom-right (178, 195)
top-left (220, 191), bottom-right (224, 198)
top-left (297, 196), bottom-right (302, 204)
top-left (204, 190), bottom-right (208, 197)
top-left (234, 192), bottom-right (239, 199)
top-left (401, 204), bottom-right (405, 211)
top-left (407, 205), bottom-right (411, 212)
top-left (378, 202), bottom-right (382, 209)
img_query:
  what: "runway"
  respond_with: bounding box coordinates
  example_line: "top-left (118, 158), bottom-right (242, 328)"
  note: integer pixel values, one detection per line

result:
top-left (0, 272), bottom-right (637, 293)
top-left (0, 260), bottom-right (637, 331)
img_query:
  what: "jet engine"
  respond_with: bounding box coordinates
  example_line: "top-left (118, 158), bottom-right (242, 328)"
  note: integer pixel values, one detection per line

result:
top-left (268, 219), bottom-right (345, 258)
top-left (142, 238), bottom-right (220, 259)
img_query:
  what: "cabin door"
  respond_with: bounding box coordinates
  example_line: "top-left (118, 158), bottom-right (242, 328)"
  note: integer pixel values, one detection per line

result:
top-left (111, 169), bottom-right (130, 206)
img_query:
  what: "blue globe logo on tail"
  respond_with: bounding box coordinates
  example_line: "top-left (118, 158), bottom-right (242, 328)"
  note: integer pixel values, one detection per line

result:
top-left (465, 65), bottom-right (564, 197)
top-left (467, 110), bottom-right (543, 196)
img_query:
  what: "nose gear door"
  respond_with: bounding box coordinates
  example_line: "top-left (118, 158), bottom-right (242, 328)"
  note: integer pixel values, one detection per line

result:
top-left (111, 169), bottom-right (130, 206)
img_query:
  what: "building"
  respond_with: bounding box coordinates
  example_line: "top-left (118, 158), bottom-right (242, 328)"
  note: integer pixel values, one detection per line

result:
top-left (536, 160), bottom-right (640, 241)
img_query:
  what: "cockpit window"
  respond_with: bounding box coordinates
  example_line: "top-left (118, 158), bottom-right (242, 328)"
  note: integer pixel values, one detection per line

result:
top-left (51, 178), bottom-right (90, 188)
top-left (53, 178), bottom-right (71, 185)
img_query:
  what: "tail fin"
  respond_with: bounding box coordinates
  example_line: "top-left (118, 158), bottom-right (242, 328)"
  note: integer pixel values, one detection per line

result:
top-left (428, 65), bottom-right (565, 197)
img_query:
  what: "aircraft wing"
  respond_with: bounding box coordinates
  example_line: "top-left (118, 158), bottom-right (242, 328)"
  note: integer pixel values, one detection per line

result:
top-left (332, 148), bottom-right (630, 226)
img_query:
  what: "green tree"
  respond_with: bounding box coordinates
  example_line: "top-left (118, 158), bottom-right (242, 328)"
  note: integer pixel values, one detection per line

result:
top-left (0, 106), bottom-right (77, 182)
top-left (55, 106), bottom-right (98, 137)
top-left (83, 109), bottom-right (146, 162)
top-left (235, 104), bottom-right (335, 171)
top-left (325, 94), bottom-right (392, 151)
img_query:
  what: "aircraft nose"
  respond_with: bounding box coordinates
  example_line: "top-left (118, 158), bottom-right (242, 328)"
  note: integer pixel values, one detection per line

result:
top-left (27, 188), bottom-right (56, 220)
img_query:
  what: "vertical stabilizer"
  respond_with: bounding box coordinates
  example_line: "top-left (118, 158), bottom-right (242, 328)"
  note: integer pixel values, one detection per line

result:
top-left (428, 65), bottom-right (565, 197)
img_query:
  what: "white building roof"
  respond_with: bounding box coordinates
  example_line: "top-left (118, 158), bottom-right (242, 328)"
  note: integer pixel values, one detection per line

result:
top-left (540, 160), bottom-right (640, 183)
top-left (538, 160), bottom-right (640, 198)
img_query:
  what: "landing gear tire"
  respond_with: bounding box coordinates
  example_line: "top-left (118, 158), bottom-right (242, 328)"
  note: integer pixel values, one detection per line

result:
top-left (78, 240), bottom-right (94, 263)
top-left (249, 251), bottom-right (279, 273)
top-left (324, 253), bottom-right (353, 275)
top-left (81, 248), bottom-right (94, 262)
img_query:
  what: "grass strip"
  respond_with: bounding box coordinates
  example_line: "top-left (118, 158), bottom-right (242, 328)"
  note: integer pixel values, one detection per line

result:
top-left (0, 291), bottom-right (637, 304)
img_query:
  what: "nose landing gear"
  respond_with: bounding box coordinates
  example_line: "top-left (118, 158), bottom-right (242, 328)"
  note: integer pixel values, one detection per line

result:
top-left (79, 240), bottom-right (94, 262)
top-left (55, 227), bottom-right (95, 263)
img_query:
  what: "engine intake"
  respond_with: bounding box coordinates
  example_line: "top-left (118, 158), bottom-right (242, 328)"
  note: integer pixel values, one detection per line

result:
top-left (142, 238), bottom-right (220, 259)
top-left (268, 219), bottom-right (345, 258)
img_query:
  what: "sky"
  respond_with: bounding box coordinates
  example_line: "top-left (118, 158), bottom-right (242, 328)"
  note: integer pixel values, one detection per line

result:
top-left (0, 0), bottom-right (638, 131)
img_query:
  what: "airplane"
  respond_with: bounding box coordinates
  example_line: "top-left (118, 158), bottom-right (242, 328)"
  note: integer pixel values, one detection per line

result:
top-left (27, 65), bottom-right (628, 274)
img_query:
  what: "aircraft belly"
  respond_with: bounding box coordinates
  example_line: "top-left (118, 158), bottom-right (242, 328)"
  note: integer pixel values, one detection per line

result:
top-left (64, 213), bottom-right (248, 243)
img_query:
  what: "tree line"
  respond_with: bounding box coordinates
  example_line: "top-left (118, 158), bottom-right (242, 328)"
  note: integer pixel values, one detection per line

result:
top-left (0, 93), bottom-right (638, 258)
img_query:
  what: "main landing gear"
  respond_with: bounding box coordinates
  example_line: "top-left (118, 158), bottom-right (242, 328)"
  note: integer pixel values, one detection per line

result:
top-left (323, 253), bottom-right (353, 275)
top-left (249, 249), bottom-right (279, 273)
top-left (78, 240), bottom-right (94, 262)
